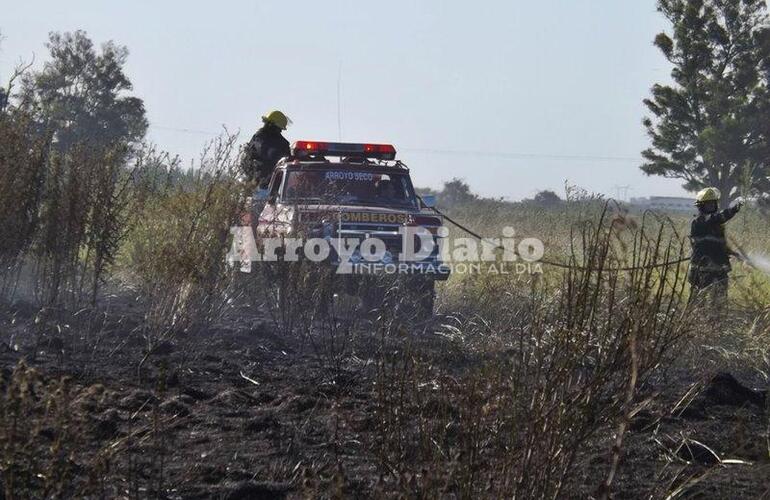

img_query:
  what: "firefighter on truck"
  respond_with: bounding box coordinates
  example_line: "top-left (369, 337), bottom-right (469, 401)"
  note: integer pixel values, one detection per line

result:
top-left (238, 139), bottom-right (448, 319)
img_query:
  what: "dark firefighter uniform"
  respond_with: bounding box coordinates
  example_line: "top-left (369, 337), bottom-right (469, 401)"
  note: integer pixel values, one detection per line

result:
top-left (241, 110), bottom-right (291, 187)
top-left (688, 187), bottom-right (742, 307)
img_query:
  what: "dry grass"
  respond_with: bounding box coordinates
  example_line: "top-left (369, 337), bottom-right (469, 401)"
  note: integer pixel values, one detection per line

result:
top-left (120, 133), bottom-right (248, 377)
top-left (2, 98), bottom-right (770, 496)
top-left (361, 204), bottom-right (693, 498)
top-left (0, 107), bottom-right (153, 308)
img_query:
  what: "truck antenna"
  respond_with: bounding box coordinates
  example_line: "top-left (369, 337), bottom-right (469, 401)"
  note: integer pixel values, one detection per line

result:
top-left (337, 62), bottom-right (343, 141)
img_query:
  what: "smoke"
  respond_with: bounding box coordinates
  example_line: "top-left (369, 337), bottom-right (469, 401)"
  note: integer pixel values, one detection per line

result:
top-left (745, 252), bottom-right (770, 275)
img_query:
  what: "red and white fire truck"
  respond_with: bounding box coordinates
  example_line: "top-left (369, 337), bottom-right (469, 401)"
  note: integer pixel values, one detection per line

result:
top-left (242, 140), bottom-right (450, 317)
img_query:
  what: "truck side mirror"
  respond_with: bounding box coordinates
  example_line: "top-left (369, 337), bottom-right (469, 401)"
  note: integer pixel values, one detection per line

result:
top-left (420, 195), bottom-right (436, 209)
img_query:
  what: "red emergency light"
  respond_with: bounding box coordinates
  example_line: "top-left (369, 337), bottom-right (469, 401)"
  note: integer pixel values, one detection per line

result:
top-left (292, 141), bottom-right (397, 160)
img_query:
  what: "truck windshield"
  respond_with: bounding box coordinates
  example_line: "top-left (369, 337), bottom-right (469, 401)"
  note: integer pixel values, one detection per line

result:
top-left (282, 170), bottom-right (418, 208)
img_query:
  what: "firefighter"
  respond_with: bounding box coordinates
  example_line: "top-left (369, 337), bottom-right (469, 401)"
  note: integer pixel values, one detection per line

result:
top-left (241, 110), bottom-right (292, 187)
top-left (688, 187), bottom-right (742, 310)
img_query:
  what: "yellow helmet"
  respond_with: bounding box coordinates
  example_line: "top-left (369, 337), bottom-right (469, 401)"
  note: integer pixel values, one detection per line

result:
top-left (695, 187), bottom-right (720, 204)
top-left (262, 110), bottom-right (291, 130)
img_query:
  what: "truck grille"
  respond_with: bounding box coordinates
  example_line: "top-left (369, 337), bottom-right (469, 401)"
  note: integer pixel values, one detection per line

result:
top-left (336, 223), bottom-right (438, 260)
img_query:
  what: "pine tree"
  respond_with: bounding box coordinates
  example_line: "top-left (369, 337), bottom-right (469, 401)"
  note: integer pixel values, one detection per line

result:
top-left (642, 0), bottom-right (770, 207)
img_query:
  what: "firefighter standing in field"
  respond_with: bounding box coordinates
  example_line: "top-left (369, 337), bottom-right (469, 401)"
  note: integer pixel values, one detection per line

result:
top-left (241, 110), bottom-right (292, 187)
top-left (688, 187), bottom-right (743, 310)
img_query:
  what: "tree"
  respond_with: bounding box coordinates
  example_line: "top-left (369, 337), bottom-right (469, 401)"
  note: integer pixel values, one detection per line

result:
top-left (533, 189), bottom-right (562, 206)
top-left (19, 31), bottom-right (147, 151)
top-left (439, 178), bottom-right (478, 206)
top-left (642, 0), bottom-right (770, 207)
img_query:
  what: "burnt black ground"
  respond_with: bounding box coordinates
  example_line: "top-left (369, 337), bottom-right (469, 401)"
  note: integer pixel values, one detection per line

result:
top-left (0, 293), bottom-right (768, 499)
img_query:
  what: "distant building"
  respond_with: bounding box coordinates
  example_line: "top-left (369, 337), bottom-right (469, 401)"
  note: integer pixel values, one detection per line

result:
top-left (629, 196), bottom-right (695, 213)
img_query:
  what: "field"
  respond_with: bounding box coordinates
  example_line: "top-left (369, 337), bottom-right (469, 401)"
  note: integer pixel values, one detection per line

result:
top-left (5, 4), bottom-right (770, 496)
top-left (2, 117), bottom-right (770, 498)
top-left (1, 281), bottom-right (768, 499)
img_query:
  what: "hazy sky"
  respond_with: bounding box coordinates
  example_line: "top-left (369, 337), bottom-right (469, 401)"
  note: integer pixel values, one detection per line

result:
top-left (0, 1), bottom-right (684, 201)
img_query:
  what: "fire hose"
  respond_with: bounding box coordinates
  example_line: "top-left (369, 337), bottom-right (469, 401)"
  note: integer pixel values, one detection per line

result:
top-left (420, 200), bottom-right (692, 272)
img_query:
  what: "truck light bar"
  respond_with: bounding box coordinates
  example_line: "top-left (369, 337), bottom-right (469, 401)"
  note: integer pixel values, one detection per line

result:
top-left (292, 141), bottom-right (397, 160)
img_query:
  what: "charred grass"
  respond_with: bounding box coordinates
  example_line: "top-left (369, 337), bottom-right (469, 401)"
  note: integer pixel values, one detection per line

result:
top-left (1, 111), bottom-right (770, 497)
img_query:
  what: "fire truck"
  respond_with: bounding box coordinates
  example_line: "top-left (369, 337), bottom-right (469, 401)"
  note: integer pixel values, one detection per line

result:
top-left (244, 140), bottom-right (450, 317)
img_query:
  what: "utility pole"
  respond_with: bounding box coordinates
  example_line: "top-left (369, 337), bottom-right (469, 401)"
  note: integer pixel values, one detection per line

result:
top-left (613, 185), bottom-right (631, 202)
